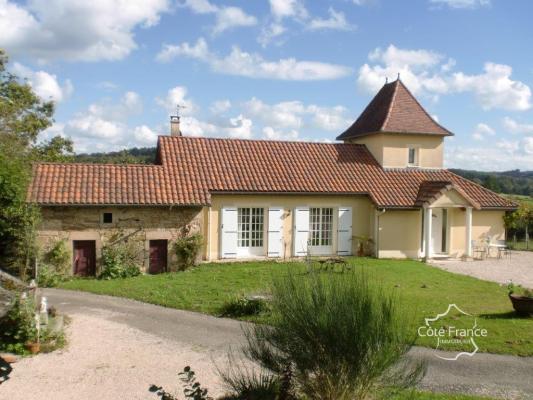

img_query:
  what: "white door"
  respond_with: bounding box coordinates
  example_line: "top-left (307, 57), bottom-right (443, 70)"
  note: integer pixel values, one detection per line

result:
top-left (236, 207), bottom-right (266, 258)
top-left (293, 207), bottom-right (310, 256)
top-left (221, 207), bottom-right (238, 258)
top-left (308, 207), bottom-right (334, 256)
top-left (267, 207), bottom-right (284, 257)
top-left (337, 207), bottom-right (352, 255)
top-left (431, 208), bottom-right (448, 254)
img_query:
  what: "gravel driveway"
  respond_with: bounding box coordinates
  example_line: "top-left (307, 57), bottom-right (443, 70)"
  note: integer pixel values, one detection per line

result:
top-left (430, 250), bottom-right (533, 288)
top-left (2, 289), bottom-right (533, 399)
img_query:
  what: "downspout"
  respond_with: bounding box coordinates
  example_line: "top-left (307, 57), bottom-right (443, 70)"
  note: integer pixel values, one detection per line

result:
top-left (375, 208), bottom-right (386, 258)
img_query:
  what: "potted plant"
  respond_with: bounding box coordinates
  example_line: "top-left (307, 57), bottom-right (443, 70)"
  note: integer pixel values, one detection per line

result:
top-left (508, 283), bottom-right (533, 316)
top-left (353, 235), bottom-right (375, 257)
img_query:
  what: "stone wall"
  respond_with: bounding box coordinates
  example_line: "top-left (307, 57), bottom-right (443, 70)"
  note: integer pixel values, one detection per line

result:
top-left (37, 206), bottom-right (203, 274)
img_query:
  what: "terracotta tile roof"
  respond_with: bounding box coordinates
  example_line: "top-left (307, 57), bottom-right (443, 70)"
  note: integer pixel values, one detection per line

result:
top-left (414, 180), bottom-right (481, 209)
top-left (27, 136), bottom-right (516, 210)
top-left (337, 79), bottom-right (454, 140)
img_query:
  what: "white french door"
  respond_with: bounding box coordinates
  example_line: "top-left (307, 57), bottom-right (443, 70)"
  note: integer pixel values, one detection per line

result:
top-left (308, 207), bottom-right (334, 255)
top-left (237, 207), bottom-right (265, 257)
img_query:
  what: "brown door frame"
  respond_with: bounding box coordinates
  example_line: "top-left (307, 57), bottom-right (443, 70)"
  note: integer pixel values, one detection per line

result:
top-left (149, 239), bottom-right (168, 274)
top-left (73, 240), bottom-right (96, 277)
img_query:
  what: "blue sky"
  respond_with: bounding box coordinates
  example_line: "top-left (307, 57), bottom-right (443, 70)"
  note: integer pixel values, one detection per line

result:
top-left (2, 0), bottom-right (533, 170)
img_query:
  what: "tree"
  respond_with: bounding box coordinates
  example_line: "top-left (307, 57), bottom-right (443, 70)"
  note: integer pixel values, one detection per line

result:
top-left (0, 48), bottom-right (72, 277)
top-left (504, 202), bottom-right (533, 249)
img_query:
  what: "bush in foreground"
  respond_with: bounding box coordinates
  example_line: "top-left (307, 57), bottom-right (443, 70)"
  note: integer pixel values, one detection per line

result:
top-left (237, 270), bottom-right (424, 400)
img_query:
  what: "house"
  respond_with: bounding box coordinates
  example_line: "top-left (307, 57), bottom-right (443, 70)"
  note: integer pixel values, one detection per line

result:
top-left (27, 79), bottom-right (516, 275)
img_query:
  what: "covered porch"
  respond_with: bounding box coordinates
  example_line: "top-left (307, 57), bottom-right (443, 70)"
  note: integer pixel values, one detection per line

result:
top-left (417, 181), bottom-right (482, 260)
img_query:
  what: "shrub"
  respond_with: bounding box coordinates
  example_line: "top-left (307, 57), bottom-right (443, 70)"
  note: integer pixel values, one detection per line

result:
top-left (37, 263), bottom-right (66, 287)
top-left (150, 366), bottom-right (213, 400)
top-left (174, 232), bottom-right (203, 271)
top-left (0, 295), bottom-right (38, 354)
top-left (241, 270), bottom-right (424, 400)
top-left (219, 372), bottom-right (279, 400)
top-left (508, 283), bottom-right (533, 298)
top-left (43, 239), bottom-right (70, 275)
top-left (218, 296), bottom-right (270, 318)
top-left (99, 243), bottom-right (141, 280)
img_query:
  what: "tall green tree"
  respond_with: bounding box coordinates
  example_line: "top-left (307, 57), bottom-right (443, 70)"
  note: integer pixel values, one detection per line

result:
top-left (0, 49), bottom-right (73, 277)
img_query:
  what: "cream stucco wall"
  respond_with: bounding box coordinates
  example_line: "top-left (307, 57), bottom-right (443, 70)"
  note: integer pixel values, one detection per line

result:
top-left (376, 208), bottom-right (505, 259)
top-left (349, 133), bottom-right (444, 169)
top-left (377, 210), bottom-right (422, 258)
top-left (206, 194), bottom-right (374, 260)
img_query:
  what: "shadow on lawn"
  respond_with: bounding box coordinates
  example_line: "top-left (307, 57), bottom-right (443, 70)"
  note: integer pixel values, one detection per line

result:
top-left (479, 311), bottom-right (531, 320)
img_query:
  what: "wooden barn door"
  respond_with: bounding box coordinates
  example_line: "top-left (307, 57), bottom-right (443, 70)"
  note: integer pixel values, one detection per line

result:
top-left (149, 240), bottom-right (168, 274)
top-left (73, 240), bottom-right (96, 277)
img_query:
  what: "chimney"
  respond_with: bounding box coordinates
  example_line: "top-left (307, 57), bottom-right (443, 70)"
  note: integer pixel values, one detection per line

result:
top-left (170, 115), bottom-right (181, 137)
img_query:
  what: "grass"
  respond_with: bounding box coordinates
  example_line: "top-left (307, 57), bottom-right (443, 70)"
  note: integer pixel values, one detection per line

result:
top-left (507, 240), bottom-right (532, 251)
top-left (59, 258), bottom-right (533, 356)
top-left (392, 391), bottom-right (495, 400)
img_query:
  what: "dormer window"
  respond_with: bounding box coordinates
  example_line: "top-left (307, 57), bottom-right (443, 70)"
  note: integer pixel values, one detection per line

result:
top-left (408, 147), bottom-right (418, 167)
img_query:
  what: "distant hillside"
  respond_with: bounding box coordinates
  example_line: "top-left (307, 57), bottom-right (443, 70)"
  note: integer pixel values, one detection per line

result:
top-left (75, 147), bottom-right (157, 164)
top-left (74, 148), bottom-right (533, 198)
top-left (449, 169), bottom-right (533, 198)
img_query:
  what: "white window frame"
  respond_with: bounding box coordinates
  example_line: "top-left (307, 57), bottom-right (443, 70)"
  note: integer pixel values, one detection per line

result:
top-left (407, 146), bottom-right (419, 167)
top-left (237, 207), bottom-right (265, 257)
top-left (308, 207), bottom-right (334, 255)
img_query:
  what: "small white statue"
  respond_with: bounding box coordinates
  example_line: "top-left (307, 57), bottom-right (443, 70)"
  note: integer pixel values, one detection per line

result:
top-left (40, 297), bottom-right (49, 325)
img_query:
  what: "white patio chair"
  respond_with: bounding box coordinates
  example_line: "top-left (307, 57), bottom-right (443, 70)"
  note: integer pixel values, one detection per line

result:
top-left (471, 240), bottom-right (487, 260)
top-left (494, 239), bottom-right (511, 260)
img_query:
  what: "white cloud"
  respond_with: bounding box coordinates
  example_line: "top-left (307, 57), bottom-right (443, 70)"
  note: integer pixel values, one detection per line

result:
top-left (308, 8), bottom-right (355, 31)
top-left (213, 6), bottom-right (257, 34)
top-left (430, 0), bottom-right (490, 9)
top-left (55, 91), bottom-right (146, 152)
top-left (452, 63), bottom-right (531, 111)
top-left (261, 0), bottom-right (354, 46)
top-left (242, 97), bottom-right (350, 133)
top-left (11, 62), bottom-right (73, 103)
top-left (445, 141), bottom-right (533, 170)
top-left (156, 38), bottom-right (352, 81)
top-left (0, 0), bottom-right (170, 62)
top-left (358, 44), bottom-right (531, 111)
top-left (180, 0), bottom-right (257, 35)
top-left (134, 125), bottom-right (159, 144)
top-left (155, 86), bottom-right (196, 115)
top-left (269, 0), bottom-right (308, 20)
top-left (262, 126), bottom-right (299, 140)
top-left (502, 117), bottom-right (533, 135)
top-left (472, 122), bottom-right (495, 140)
top-left (210, 99), bottom-right (232, 114)
top-left (258, 22), bottom-right (287, 47)
top-left (227, 115), bottom-right (253, 139)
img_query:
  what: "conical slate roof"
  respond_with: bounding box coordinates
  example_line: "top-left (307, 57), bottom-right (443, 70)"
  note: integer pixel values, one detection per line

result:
top-left (337, 79), bottom-right (454, 140)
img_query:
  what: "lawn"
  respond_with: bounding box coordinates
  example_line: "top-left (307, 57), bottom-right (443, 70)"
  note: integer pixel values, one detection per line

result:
top-left (394, 391), bottom-right (495, 400)
top-left (59, 258), bottom-right (533, 356)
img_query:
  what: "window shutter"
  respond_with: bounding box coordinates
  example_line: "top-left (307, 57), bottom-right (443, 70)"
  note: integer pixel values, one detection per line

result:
top-left (267, 208), bottom-right (284, 257)
top-left (221, 207), bottom-right (238, 258)
top-left (293, 207), bottom-right (310, 256)
top-left (337, 207), bottom-right (353, 255)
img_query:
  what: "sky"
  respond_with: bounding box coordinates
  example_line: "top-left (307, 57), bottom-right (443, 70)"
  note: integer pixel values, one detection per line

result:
top-left (2, 0), bottom-right (533, 171)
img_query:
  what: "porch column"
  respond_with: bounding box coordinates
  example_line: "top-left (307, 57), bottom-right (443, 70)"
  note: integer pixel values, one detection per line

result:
top-left (424, 206), bottom-right (432, 260)
top-left (465, 207), bottom-right (473, 258)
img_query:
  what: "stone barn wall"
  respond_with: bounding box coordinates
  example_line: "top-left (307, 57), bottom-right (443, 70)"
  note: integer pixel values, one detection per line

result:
top-left (37, 206), bottom-right (203, 275)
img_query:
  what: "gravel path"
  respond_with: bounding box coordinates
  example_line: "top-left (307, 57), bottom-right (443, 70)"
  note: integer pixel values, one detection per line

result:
top-left (2, 289), bottom-right (533, 399)
top-left (430, 250), bottom-right (533, 288)
top-left (2, 311), bottom-right (229, 400)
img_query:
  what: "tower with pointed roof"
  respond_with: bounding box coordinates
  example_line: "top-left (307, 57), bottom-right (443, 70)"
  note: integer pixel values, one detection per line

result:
top-left (338, 79), bottom-right (453, 169)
